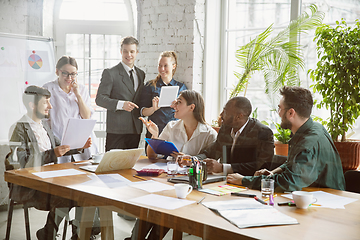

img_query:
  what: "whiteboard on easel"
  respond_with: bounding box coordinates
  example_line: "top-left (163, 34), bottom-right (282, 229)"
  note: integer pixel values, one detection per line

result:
top-left (0, 33), bottom-right (56, 142)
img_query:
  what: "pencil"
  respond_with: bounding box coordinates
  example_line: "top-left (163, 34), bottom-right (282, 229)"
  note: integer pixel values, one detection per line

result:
top-left (264, 194), bottom-right (277, 202)
top-left (133, 175), bottom-right (147, 181)
top-left (197, 196), bottom-right (206, 204)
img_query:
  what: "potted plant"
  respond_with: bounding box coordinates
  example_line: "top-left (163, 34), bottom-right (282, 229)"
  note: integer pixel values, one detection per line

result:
top-left (230, 4), bottom-right (324, 99)
top-left (309, 19), bottom-right (360, 171)
top-left (273, 123), bottom-right (292, 156)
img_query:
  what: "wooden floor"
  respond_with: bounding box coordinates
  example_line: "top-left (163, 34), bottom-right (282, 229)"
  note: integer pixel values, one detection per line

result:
top-left (0, 207), bottom-right (201, 240)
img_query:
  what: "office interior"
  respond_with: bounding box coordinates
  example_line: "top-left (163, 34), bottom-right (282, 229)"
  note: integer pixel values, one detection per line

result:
top-left (0, 0), bottom-right (359, 239)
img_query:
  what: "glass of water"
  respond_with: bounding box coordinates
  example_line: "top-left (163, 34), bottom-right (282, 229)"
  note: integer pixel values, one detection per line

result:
top-left (167, 158), bottom-right (178, 177)
top-left (261, 179), bottom-right (274, 197)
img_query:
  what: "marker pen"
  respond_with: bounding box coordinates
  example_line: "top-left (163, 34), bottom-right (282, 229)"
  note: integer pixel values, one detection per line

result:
top-left (254, 196), bottom-right (267, 205)
top-left (231, 192), bottom-right (256, 198)
top-left (278, 201), bottom-right (296, 206)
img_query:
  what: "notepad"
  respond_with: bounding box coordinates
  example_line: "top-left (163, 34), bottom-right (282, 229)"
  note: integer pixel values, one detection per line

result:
top-left (199, 184), bottom-right (247, 196)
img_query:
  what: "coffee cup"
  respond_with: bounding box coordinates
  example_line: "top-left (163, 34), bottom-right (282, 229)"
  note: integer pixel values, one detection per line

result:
top-left (93, 153), bottom-right (104, 163)
top-left (292, 191), bottom-right (317, 209)
top-left (174, 184), bottom-right (193, 199)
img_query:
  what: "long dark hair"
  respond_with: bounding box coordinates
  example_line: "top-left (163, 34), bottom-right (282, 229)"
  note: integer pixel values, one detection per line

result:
top-left (179, 90), bottom-right (206, 124)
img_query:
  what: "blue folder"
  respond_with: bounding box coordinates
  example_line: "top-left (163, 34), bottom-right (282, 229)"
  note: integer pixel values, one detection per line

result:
top-left (145, 138), bottom-right (179, 157)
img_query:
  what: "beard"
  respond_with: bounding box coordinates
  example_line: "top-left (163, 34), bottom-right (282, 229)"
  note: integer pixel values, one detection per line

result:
top-left (280, 116), bottom-right (292, 130)
top-left (34, 109), bottom-right (48, 119)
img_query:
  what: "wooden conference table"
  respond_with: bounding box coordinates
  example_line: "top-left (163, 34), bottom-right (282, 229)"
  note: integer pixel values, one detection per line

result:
top-left (4, 157), bottom-right (360, 240)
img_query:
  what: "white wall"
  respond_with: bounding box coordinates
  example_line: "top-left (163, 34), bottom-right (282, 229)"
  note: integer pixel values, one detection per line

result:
top-left (136, 0), bottom-right (205, 92)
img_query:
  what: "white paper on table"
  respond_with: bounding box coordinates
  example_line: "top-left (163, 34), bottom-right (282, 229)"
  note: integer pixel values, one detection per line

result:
top-left (129, 180), bottom-right (174, 193)
top-left (32, 169), bottom-right (86, 178)
top-left (158, 86), bottom-right (179, 107)
top-left (129, 194), bottom-right (195, 210)
top-left (91, 174), bottom-right (131, 188)
top-left (203, 199), bottom-right (298, 228)
top-left (61, 118), bottom-right (96, 149)
top-left (281, 191), bottom-right (358, 209)
top-left (134, 162), bottom-right (188, 174)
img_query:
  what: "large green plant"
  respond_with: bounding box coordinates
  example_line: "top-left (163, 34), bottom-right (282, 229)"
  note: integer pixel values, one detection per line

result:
top-left (231, 4), bottom-right (324, 98)
top-left (309, 19), bottom-right (360, 142)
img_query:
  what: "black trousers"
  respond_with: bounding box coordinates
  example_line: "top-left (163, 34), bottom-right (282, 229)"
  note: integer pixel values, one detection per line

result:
top-left (105, 133), bottom-right (141, 151)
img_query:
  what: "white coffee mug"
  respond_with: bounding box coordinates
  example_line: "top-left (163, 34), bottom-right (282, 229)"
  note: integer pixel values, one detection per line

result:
top-left (292, 191), bottom-right (317, 209)
top-left (93, 153), bottom-right (104, 163)
top-left (174, 184), bottom-right (193, 199)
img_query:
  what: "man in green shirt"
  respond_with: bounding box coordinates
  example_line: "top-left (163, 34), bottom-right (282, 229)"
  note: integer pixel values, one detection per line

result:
top-left (227, 86), bottom-right (345, 191)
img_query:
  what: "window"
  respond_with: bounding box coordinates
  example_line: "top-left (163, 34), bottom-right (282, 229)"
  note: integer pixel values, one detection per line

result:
top-left (222, 0), bottom-right (360, 124)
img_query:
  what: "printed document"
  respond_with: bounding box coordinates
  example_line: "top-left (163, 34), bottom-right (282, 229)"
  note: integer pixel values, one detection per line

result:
top-left (203, 199), bottom-right (298, 228)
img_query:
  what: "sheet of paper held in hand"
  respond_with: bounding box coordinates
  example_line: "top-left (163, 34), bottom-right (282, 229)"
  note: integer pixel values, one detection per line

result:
top-left (158, 86), bottom-right (179, 107)
top-left (129, 194), bottom-right (195, 210)
top-left (203, 199), bottom-right (298, 228)
top-left (61, 118), bottom-right (96, 149)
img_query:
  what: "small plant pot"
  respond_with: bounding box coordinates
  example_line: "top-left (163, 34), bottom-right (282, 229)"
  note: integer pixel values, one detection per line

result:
top-left (334, 141), bottom-right (360, 172)
top-left (274, 142), bottom-right (288, 156)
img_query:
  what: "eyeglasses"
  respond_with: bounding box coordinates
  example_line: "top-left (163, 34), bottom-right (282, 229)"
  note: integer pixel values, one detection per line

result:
top-left (277, 106), bottom-right (290, 114)
top-left (60, 71), bottom-right (78, 78)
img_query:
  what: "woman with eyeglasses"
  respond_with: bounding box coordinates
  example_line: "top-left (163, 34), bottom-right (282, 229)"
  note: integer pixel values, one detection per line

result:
top-left (43, 56), bottom-right (97, 163)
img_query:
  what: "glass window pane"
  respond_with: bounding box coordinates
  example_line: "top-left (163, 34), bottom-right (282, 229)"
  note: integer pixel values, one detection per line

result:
top-left (91, 35), bottom-right (105, 59)
top-left (59, 0), bottom-right (128, 21)
top-left (66, 34), bottom-right (84, 58)
top-left (104, 35), bottom-right (122, 60)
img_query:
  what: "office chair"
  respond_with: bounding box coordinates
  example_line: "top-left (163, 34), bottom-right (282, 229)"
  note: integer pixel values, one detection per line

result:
top-left (344, 170), bottom-right (360, 193)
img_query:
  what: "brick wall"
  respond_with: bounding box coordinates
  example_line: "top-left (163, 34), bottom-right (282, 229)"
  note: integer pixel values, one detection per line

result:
top-left (137, 0), bottom-right (205, 92)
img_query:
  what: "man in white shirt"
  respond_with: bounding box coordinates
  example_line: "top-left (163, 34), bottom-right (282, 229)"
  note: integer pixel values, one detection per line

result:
top-left (96, 36), bottom-right (146, 151)
top-left (195, 97), bottom-right (275, 176)
top-left (8, 85), bottom-right (91, 239)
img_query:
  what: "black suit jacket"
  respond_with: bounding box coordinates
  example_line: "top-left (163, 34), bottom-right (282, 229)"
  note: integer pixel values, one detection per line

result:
top-left (197, 118), bottom-right (274, 175)
top-left (95, 62), bottom-right (145, 135)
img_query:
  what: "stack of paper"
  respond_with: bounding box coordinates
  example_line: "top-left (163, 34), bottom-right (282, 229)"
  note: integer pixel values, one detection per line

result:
top-left (203, 199), bottom-right (298, 228)
top-left (282, 191), bottom-right (358, 209)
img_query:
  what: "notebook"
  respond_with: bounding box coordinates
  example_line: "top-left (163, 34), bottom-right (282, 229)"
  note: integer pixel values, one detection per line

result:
top-left (145, 138), bottom-right (178, 157)
top-left (79, 148), bottom-right (143, 173)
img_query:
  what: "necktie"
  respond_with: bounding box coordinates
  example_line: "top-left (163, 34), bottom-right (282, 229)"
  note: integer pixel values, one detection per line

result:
top-left (129, 69), bottom-right (135, 88)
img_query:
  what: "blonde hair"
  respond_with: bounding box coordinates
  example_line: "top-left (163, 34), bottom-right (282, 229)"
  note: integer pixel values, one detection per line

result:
top-left (148, 51), bottom-right (178, 88)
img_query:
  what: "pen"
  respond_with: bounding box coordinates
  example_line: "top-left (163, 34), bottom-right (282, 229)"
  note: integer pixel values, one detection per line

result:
top-left (231, 192), bottom-right (256, 198)
top-left (278, 201), bottom-right (296, 206)
top-left (269, 194), bottom-right (275, 206)
top-left (264, 194), bottom-right (277, 202)
top-left (133, 175), bottom-right (147, 181)
top-left (197, 196), bottom-right (206, 204)
top-left (254, 197), bottom-right (267, 205)
top-left (225, 183), bottom-right (248, 189)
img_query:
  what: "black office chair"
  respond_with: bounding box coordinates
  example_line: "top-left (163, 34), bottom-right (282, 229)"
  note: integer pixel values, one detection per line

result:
top-left (344, 170), bottom-right (360, 193)
top-left (5, 183), bottom-right (31, 240)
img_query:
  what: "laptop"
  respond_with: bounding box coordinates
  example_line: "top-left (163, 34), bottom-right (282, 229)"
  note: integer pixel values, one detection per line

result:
top-left (79, 148), bottom-right (143, 173)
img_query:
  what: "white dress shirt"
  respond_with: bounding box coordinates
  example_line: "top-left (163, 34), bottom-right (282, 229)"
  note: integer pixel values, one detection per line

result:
top-left (116, 61), bottom-right (139, 110)
top-left (159, 120), bottom-right (218, 156)
top-left (43, 80), bottom-right (95, 162)
top-left (26, 115), bottom-right (51, 152)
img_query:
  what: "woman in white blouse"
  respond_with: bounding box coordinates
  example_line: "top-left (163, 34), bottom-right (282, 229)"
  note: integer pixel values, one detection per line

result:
top-left (43, 56), bottom-right (97, 163)
top-left (140, 89), bottom-right (217, 159)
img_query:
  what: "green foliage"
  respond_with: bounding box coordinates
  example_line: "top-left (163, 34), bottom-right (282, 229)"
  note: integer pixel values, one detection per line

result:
top-left (273, 123), bottom-right (291, 144)
top-left (309, 19), bottom-right (360, 142)
top-left (231, 4), bottom-right (324, 98)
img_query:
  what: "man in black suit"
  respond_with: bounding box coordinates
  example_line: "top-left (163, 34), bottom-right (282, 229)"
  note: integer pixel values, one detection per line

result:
top-left (96, 36), bottom-right (145, 151)
top-left (196, 96), bottom-right (274, 176)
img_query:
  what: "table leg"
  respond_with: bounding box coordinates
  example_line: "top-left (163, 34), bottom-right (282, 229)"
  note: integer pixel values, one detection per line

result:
top-left (79, 207), bottom-right (95, 240)
top-left (137, 219), bottom-right (149, 240)
top-left (99, 208), bottom-right (114, 240)
top-left (173, 229), bottom-right (183, 240)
